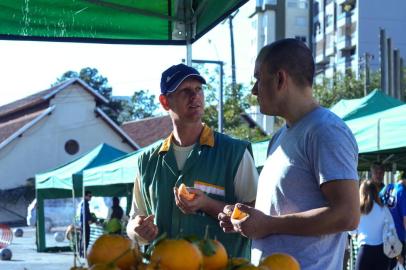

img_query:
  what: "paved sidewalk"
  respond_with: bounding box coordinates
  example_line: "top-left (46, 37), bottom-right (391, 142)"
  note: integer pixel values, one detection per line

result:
top-left (0, 227), bottom-right (87, 270)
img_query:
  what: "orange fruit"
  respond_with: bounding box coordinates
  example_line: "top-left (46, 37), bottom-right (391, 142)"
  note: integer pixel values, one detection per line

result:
top-left (228, 257), bottom-right (250, 267)
top-left (178, 183), bottom-right (195, 201)
top-left (87, 234), bottom-right (139, 270)
top-left (89, 263), bottom-right (120, 270)
top-left (137, 262), bottom-right (165, 270)
top-left (201, 240), bottom-right (228, 270)
top-left (231, 206), bottom-right (248, 220)
top-left (151, 239), bottom-right (202, 270)
top-left (259, 253), bottom-right (300, 270)
top-left (237, 265), bottom-right (266, 270)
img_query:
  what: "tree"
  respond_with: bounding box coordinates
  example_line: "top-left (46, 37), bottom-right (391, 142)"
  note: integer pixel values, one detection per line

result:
top-left (130, 90), bottom-right (159, 120)
top-left (201, 71), bottom-right (269, 142)
top-left (55, 68), bottom-right (112, 99)
top-left (313, 71), bottom-right (364, 108)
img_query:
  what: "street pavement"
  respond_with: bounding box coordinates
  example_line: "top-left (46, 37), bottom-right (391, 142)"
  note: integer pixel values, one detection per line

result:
top-left (0, 227), bottom-right (87, 270)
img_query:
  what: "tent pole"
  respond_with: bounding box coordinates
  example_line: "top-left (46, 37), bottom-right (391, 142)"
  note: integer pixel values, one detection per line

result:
top-left (186, 42), bottom-right (192, 66)
top-left (82, 183), bottom-right (86, 258)
top-left (71, 185), bottom-right (80, 265)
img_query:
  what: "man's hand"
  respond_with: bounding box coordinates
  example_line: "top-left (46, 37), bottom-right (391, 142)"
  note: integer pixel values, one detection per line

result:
top-left (227, 203), bottom-right (272, 239)
top-left (218, 204), bottom-right (236, 233)
top-left (131, 215), bottom-right (158, 242)
top-left (173, 187), bottom-right (208, 214)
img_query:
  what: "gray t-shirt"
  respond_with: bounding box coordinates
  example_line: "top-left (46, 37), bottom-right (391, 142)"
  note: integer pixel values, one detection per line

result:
top-left (252, 107), bottom-right (359, 270)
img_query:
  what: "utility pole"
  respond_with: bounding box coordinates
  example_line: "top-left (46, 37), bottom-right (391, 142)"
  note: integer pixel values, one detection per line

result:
top-left (363, 52), bottom-right (372, 96)
top-left (379, 28), bottom-right (387, 93)
top-left (228, 10), bottom-right (239, 96)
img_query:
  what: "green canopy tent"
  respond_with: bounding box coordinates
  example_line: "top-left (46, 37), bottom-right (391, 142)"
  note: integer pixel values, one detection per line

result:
top-left (345, 104), bottom-right (406, 171)
top-left (0, 0), bottom-right (248, 63)
top-left (330, 89), bottom-right (404, 121)
top-left (35, 143), bottom-right (127, 251)
top-left (81, 139), bottom-right (162, 202)
top-left (251, 139), bottom-right (269, 172)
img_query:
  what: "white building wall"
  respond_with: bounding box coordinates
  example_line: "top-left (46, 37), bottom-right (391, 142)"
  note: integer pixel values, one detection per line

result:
top-left (0, 85), bottom-right (133, 190)
top-left (285, 1), bottom-right (310, 43)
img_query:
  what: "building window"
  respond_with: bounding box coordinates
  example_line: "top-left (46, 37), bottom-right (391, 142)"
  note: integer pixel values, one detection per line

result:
top-left (288, 0), bottom-right (308, 9)
top-left (65, 140), bottom-right (79, 155)
top-left (295, 16), bottom-right (307, 27)
top-left (295, 36), bottom-right (307, 43)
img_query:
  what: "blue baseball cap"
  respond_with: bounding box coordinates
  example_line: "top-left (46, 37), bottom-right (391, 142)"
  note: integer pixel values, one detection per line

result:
top-left (160, 64), bottom-right (206, 95)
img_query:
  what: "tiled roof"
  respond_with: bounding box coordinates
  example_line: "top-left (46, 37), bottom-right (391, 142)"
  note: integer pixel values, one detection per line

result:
top-left (0, 78), bottom-right (108, 121)
top-left (0, 109), bottom-right (47, 144)
top-left (0, 78), bottom-right (110, 148)
top-left (121, 115), bottom-right (173, 148)
top-left (0, 88), bottom-right (54, 119)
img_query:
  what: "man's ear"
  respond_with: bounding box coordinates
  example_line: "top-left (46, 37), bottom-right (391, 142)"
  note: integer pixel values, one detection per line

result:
top-left (276, 70), bottom-right (288, 90)
top-left (159, 94), bottom-right (170, 111)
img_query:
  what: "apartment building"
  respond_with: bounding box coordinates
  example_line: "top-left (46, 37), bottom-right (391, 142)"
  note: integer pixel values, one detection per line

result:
top-left (248, 0), bottom-right (310, 134)
top-left (312, 0), bottom-right (406, 79)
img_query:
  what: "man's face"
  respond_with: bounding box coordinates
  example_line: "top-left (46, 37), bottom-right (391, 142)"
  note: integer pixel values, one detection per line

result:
top-left (371, 167), bottom-right (384, 183)
top-left (162, 78), bottom-right (205, 123)
top-left (85, 194), bottom-right (92, 201)
top-left (251, 60), bottom-right (281, 116)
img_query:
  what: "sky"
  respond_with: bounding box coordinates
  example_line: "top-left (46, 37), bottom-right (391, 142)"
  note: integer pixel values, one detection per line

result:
top-left (0, 1), bottom-right (256, 106)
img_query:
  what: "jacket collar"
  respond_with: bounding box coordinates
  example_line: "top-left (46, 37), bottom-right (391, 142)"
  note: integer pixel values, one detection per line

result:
top-left (159, 124), bottom-right (214, 153)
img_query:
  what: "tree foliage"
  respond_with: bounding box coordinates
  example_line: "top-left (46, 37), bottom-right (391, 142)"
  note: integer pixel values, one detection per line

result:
top-left (130, 90), bottom-right (159, 120)
top-left (313, 71), bottom-right (381, 108)
top-left (56, 68), bottom-right (112, 99)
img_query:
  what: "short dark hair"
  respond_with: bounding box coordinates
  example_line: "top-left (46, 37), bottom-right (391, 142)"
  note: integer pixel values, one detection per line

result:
top-left (85, 191), bottom-right (92, 196)
top-left (370, 162), bottom-right (384, 171)
top-left (257, 38), bottom-right (315, 87)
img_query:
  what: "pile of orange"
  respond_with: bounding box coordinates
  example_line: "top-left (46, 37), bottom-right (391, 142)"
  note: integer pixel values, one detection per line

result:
top-left (80, 203), bottom-right (300, 270)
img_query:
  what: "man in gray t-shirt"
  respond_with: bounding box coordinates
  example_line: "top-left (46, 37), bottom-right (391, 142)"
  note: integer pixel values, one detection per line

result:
top-left (218, 39), bottom-right (360, 270)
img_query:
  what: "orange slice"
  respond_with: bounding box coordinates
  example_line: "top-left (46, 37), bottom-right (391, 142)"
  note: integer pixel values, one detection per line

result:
top-left (231, 206), bottom-right (248, 220)
top-left (178, 183), bottom-right (196, 201)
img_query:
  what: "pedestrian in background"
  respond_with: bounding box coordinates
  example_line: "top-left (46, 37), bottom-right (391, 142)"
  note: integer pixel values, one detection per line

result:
top-left (371, 162), bottom-right (385, 190)
top-left (381, 171), bottom-right (406, 268)
top-left (80, 190), bottom-right (92, 256)
top-left (353, 180), bottom-right (390, 270)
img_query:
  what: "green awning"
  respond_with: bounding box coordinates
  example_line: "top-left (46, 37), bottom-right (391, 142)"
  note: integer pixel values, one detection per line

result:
top-left (346, 104), bottom-right (406, 170)
top-left (330, 89), bottom-right (404, 121)
top-left (35, 143), bottom-right (127, 192)
top-left (82, 140), bottom-right (162, 189)
top-left (251, 139), bottom-right (269, 169)
top-left (0, 0), bottom-right (248, 44)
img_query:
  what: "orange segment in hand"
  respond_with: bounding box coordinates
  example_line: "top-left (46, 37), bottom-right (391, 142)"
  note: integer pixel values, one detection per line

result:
top-left (178, 183), bottom-right (196, 201)
top-left (231, 205), bottom-right (248, 220)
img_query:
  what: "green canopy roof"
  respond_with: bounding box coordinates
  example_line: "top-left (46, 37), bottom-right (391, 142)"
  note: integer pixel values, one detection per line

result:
top-left (330, 89), bottom-right (404, 121)
top-left (35, 143), bottom-right (127, 191)
top-left (0, 0), bottom-right (248, 44)
top-left (346, 104), bottom-right (406, 170)
top-left (82, 140), bottom-right (162, 188)
top-left (252, 139), bottom-right (269, 169)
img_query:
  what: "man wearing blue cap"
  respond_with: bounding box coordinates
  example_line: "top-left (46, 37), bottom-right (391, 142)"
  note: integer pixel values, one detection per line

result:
top-left (126, 63), bottom-right (258, 258)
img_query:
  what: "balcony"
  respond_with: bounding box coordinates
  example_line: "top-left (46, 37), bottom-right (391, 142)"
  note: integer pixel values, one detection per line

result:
top-left (325, 44), bottom-right (335, 57)
top-left (315, 54), bottom-right (330, 65)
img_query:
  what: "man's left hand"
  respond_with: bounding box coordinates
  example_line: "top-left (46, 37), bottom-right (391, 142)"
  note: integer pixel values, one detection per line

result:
top-left (173, 187), bottom-right (208, 215)
top-left (231, 203), bottom-right (272, 239)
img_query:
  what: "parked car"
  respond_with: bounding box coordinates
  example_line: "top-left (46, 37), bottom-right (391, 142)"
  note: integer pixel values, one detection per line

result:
top-left (27, 198), bottom-right (79, 232)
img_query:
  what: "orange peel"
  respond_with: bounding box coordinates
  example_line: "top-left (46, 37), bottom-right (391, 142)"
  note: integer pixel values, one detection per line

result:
top-left (178, 183), bottom-right (196, 201)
